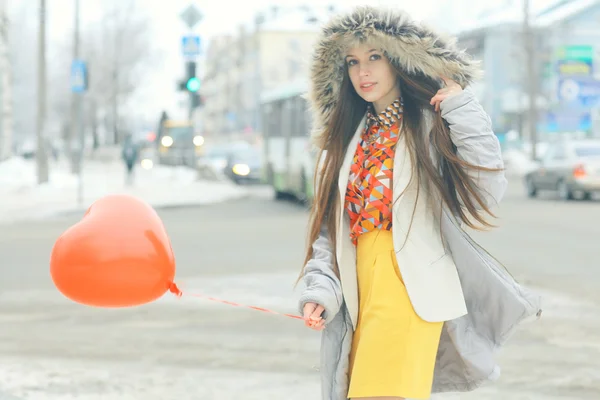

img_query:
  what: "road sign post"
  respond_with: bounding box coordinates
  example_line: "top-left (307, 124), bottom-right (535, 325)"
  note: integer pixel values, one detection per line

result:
top-left (180, 4), bottom-right (203, 30)
top-left (181, 35), bottom-right (201, 59)
top-left (178, 5), bottom-right (204, 119)
top-left (71, 60), bottom-right (88, 93)
top-left (71, 58), bottom-right (87, 205)
top-left (558, 77), bottom-right (600, 107)
top-left (553, 45), bottom-right (600, 133)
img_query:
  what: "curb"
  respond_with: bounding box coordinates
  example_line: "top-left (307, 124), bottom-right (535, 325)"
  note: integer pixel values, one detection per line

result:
top-left (52, 193), bottom-right (253, 218)
top-left (0, 193), bottom-right (252, 226)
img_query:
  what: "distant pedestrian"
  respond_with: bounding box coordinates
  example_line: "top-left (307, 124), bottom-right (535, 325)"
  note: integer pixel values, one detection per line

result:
top-left (296, 6), bottom-right (542, 400)
top-left (122, 135), bottom-right (139, 186)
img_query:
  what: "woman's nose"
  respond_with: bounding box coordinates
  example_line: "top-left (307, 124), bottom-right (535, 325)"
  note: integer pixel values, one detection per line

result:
top-left (359, 68), bottom-right (370, 77)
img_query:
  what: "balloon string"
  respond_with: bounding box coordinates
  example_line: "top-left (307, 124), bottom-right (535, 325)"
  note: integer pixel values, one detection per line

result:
top-left (168, 282), bottom-right (304, 321)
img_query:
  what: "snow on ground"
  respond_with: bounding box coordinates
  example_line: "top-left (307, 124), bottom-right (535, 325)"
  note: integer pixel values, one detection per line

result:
top-left (0, 157), bottom-right (249, 224)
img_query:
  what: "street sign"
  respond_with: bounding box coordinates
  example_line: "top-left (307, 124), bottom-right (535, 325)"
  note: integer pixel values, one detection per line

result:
top-left (181, 35), bottom-right (201, 58)
top-left (556, 45), bottom-right (594, 62)
top-left (71, 60), bottom-right (88, 93)
top-left (556, 59), bottom-right (592, 76)
top-left (555, 45), bottom-right (597, 78)
top-left (544, 110), bottom-right (592, 132)
top-left (180, 4), bottom-right (203, 29)
top-left (558, 77), bottom-right (600, 107)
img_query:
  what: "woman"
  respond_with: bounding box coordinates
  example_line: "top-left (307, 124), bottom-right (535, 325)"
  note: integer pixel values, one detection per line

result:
top-left (297, 6), bottom-right (542, 400)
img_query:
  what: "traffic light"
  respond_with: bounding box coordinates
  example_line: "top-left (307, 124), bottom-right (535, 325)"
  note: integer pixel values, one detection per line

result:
top-left (177, 61), bottom-right (203, 115)
top-left (191, 92), bottom-right (201, 108)
top-left (185, 61), bottom-right (200, 92)
top-left (186, 77), bottom-right (200, 92)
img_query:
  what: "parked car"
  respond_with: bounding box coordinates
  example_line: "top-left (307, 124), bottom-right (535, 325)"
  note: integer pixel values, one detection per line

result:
top-left (524, 139), bottom-right (600, 200)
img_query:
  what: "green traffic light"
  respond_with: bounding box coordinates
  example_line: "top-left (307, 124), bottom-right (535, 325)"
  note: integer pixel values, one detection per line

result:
top-left (186, 77), bottom-right (200, 92)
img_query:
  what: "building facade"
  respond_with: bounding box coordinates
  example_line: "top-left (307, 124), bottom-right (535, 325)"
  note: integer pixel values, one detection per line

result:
top-left (457, 0), bottom-right (600, 141)
top-left (199, 7), bottom-right (329, 138)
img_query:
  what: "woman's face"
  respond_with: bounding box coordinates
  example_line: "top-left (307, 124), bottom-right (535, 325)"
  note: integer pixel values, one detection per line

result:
top-left (345, 44), bottom-right (401, 113)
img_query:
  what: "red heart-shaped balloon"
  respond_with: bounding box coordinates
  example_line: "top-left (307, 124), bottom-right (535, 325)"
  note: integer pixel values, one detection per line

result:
top-left (50, 194), bottom-right (176, 307)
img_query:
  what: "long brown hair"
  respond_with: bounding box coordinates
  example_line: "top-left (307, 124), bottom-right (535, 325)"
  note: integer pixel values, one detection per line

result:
top-left (302, 63), bottom-right (501, 279)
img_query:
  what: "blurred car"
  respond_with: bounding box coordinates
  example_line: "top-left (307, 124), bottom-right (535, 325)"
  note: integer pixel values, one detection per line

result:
top-left (196, 144), bottom-right (231, 179)
top-left (157, 120), bottom-right (203, 167)
top-left (524, 139), bottom-right (600, 200)
top-left (224, 145), bottom-right (263, 184)
top-left (196, 141), bottom-right (256, 182)
top-left (138, 146), bottom-right (157, 170)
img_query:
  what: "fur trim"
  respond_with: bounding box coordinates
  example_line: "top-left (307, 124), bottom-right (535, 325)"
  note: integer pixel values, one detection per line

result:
top-left (308, 6), bottom-right (482, 146)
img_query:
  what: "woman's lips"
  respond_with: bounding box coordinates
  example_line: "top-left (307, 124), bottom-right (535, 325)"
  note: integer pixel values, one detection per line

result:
top-left (360, 82), bottom-right (376, 92)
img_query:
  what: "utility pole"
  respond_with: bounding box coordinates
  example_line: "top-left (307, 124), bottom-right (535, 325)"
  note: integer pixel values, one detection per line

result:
top-left (36, 0), bottom-right (49, 184)
top-left (112, 48), bottom-right (118, 144)
top-left (0, 0), bottom-right (13, 161)
top-left (112, 2), bottom-right (120, 145)
top-left (73, 0), bottom-right (85, 205)
top-left (523, 0), bottom-right (539, 161)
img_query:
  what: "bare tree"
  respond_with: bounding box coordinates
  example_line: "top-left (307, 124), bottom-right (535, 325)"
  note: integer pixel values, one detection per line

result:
top-left (49, 0), bottom-right (154, 172)
top-left (11, 0), bottom-right (153, 171)
top-left (35, 0), bottom-right (49, 184)
top-left (82, 0), bottom-right (154, 146)
top-left (8, 1), bottom-right (37, 155)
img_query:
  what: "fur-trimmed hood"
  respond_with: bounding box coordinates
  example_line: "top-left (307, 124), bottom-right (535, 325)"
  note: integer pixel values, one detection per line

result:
top-left (308, 6), bottom-right (481, 144)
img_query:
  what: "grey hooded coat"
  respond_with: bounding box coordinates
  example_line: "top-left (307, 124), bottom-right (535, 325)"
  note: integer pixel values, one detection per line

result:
top-left (297, 6), bottom-right (543, 400)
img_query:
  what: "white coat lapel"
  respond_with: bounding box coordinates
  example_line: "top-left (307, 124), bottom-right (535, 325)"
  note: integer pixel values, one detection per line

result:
top-left (391, 114), bottom-right (439, 249)
top-left (391, 134), bottom-right (413, 207)
top-left (337, 115), bottom-right (367, 207)
top-left (392, 111), bottom-right (434, 207)
top-left (335, 115), bottom-right (366, 329)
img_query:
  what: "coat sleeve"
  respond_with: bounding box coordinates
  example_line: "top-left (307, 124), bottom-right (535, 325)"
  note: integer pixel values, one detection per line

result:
top-left (439, 88), bottom-right (508, 209)
top-left (297, 150), bottom-right (343, 324)
top-left (298, 223), bottom-right (343, 324)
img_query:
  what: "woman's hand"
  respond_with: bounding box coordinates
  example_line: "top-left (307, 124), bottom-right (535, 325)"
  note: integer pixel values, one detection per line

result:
top-left (430, 76), bottom-right (463, 112)
top-left (303, 302), bottom-right (326, 331)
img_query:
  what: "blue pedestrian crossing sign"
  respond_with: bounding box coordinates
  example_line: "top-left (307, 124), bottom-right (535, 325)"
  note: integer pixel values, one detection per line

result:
top-left (182, 35), bottom-right (201, 58)
top-left (71, 59), bottom-right (88, 93)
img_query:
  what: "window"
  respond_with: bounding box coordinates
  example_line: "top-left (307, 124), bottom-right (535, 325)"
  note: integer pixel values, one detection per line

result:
top-left (262, 101), bottom-right (285, 138)
top-left (287, 98), bottom-right (297, 138)
top-left (286, 99), bottom-right (295, 137)
top-left (296, 96), bottom-right (310, 138)
top-left (291, 96), bottom-right (305, 137)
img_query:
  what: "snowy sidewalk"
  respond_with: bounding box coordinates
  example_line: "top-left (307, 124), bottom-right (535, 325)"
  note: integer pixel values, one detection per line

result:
top-left (0, 157), bottom-right (249, 224)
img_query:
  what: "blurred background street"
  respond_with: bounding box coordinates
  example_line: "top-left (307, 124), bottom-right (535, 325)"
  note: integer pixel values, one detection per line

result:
top-left (1, 0), bottom-right (600, 399)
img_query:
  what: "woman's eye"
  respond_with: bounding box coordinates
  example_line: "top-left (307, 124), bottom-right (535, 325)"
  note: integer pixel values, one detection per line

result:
top-left (347, 59), bottom-right (357, 66)
top-left (370, 54), bottom-right (382, 61)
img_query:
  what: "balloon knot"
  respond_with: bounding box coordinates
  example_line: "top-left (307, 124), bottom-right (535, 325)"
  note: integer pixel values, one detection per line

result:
top-left (169, 282), bottom-right (183, 297)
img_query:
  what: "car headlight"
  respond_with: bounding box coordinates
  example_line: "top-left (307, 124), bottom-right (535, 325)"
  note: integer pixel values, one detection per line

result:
top-left (161, 136), bottom-right (173, 147)
top-left (232, 163), bottom-right (250, 176)
top-left (193, 135), bottom-right (205, 146)
top-left (141, 159), bottom-right (153, 169)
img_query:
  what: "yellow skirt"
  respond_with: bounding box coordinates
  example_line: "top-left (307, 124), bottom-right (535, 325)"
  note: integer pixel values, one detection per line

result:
top-left (348, 230), bottom-right (443, 399)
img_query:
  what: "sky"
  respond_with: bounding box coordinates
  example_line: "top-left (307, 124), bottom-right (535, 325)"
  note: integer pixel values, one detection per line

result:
top-left (6, 0), bottom-right (562, 133)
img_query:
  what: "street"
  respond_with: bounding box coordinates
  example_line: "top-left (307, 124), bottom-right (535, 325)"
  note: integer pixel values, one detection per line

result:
top-left (0, 180), bottom-right (599, 399)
